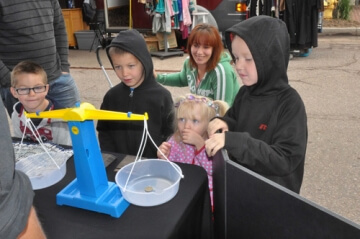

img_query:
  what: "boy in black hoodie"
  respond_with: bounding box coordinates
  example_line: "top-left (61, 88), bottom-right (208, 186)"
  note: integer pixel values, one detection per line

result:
top-left (97, 30), bottom-right (174, 158)
top-left (205, 16), bottom-right (308, 193)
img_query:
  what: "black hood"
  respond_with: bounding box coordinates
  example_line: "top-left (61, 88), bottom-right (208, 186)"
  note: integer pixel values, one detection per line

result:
top-left (225, 15), bottom-right (290, 96)
top-left (106, 29), bottom-right (155, 89)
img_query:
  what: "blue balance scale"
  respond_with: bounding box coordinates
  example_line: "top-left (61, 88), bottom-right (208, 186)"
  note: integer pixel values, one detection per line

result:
top-left (26, 102), bottom-right (148, 218)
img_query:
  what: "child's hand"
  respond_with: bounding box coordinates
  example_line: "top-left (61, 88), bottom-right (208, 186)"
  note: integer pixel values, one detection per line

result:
top-left (207, 118), bottom-right (228, 136)
top-left (205, 132), bottom-right (225, 157)
top-left (181, 129), bottom-right (204, 150)
top-left (157, 142), bottom-right (171, 159)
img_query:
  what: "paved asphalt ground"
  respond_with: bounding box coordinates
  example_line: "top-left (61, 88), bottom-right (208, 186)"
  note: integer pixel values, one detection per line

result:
top-left (8, 28), bottom-right (359, 227)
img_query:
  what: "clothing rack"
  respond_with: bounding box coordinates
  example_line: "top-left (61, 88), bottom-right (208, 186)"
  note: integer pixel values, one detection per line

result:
top-left (147, 0), bottom-right (190, 59)
top-left (247, 0), bottom-right (322, 56)
top-left (150, 32), bottom-right (183, 60)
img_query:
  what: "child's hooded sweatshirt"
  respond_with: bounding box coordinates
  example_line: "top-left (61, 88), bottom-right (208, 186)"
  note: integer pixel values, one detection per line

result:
top-left (97, 30), bottom-right (174, 158)
top-left (223, 16), bottom-right (308, 193)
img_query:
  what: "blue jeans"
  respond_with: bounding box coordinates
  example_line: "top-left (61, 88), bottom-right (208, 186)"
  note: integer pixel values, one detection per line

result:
top-left (48, 73), bottom-right (81, 108)
top-left (1, 73), bottom-right (80, 116)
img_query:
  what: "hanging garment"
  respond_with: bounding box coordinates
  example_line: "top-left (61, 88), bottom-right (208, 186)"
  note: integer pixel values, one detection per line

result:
top-left (172, 0), bottom-right (180, 28)
top-left (164, 0), bottom-right (173, 32)
top-left (283, 0), bottom-right (320, 50)
top-left (177, 0), bottom-right (183, 21)
top-left (152, 13), bottom-right (166, 33)
top-left (249, 0), bottom-right (273, 17)
top-left (155, 0), bottom-right (165, 13)
top-left (82, 0), bottom-right (97, 24)
top-left (182, 0), bottom-right (192, 26)
top-left (279, 0), bottom-right (285, 11)
top-left (166, 0), bottom-right (175, 16)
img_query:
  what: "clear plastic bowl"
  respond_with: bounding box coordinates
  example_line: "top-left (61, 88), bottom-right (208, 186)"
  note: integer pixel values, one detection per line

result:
top-left (115, 159), bottom-right (183, 207)
top-left (15, 152), bottom-right (68, 190)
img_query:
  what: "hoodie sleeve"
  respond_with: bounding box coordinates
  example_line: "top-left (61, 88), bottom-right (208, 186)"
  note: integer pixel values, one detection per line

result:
top-left (0, 102), bottom-right (34, 238)
top-left (223, 92), bottom-right (307, 178)
top-left (156, 59), bottom-right (190, 87)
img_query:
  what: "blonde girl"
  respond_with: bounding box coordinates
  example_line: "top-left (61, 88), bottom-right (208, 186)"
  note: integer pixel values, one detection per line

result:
top-left (157, 93), bottom-right (228, 208)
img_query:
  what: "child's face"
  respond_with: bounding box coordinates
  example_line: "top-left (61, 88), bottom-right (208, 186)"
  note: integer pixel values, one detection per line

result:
top-left (191, 40), bottom-right (213, 68)
top-left (10, 73), bottom-right (49, 113)
top-left (231, 35), bottom-right (258, 86)
top-left (111, 52), bottom-right (145, 88)
top-left (177, 104), bottom-right (208, 140)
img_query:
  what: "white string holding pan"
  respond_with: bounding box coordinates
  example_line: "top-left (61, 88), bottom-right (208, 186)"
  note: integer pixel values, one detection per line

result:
top-left (14, 117), bottom-right (73, 190)
top-left (115, 118), bottom-right (184, 207)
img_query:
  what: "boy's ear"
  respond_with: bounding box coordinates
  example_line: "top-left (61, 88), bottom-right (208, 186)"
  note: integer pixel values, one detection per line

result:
top-left (10, 87), bottom-right (19, 99)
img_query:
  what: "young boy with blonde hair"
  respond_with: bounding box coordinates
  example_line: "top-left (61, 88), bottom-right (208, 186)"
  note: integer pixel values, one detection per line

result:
top-left (97, 29), bottom-right (174, 158)
top-left (10, 61), bottom-right (71, 146)
top-left (205, 16), bottom-right (308, 193)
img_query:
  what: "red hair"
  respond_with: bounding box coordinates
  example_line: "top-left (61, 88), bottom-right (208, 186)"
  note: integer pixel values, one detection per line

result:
top-left (187, 23), bottom-right (224, 72)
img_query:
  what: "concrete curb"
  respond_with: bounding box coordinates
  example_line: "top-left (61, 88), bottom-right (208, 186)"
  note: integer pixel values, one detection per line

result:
top-left (320, 27), bottom-right (360, 36)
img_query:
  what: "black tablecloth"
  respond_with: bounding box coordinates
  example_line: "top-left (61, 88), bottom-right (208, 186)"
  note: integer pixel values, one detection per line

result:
top-left (33, 154), bottom-right (213, 239)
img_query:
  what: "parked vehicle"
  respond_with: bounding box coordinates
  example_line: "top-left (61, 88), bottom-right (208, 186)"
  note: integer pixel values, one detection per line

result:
top-left (196, 0), bottom-right (248, 38)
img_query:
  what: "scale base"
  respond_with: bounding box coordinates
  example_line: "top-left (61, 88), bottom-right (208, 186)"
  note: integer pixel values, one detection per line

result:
top-left (56, 179), bottom-right (129, 218)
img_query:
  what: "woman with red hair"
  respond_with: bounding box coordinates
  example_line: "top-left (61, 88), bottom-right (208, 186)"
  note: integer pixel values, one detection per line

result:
top-left (155, 23), bottom-right (240, 106)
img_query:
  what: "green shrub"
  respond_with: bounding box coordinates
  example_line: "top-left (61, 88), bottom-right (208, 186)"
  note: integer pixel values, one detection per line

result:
top-left (337, 0), bottom-right (352, 20)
